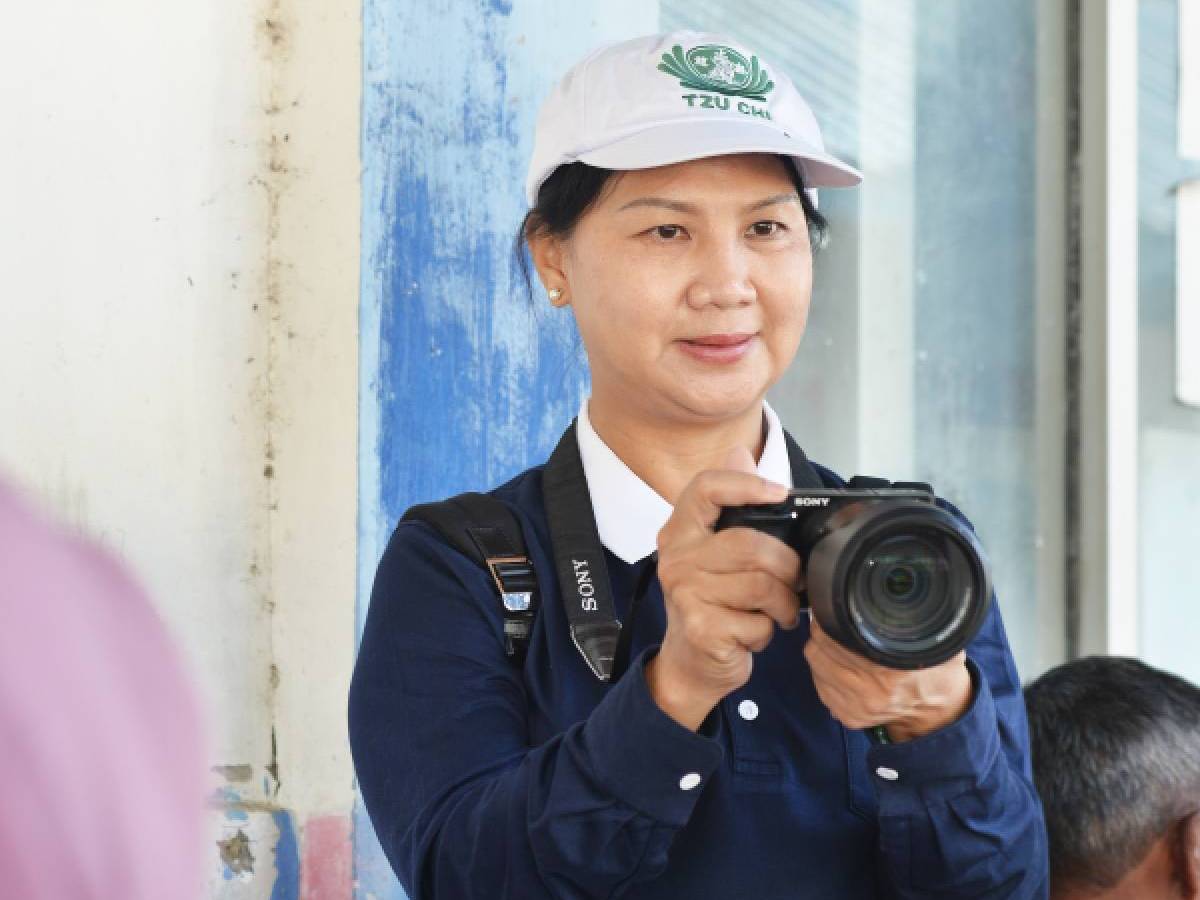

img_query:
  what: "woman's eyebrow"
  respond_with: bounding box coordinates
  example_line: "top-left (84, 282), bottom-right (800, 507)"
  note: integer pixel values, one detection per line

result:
top-left (616, 193), bottom-right (801, 214)
top-left (746, 192), bottom-right (801, 212)
top-left (616, 197), bottom-right (697, 214)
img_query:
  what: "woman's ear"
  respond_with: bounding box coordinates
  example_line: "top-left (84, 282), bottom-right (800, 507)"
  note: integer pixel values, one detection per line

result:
top-left (526, 229), bottom-right (571, 308)
top-left (1173, 812), bottom-right (1200, 898)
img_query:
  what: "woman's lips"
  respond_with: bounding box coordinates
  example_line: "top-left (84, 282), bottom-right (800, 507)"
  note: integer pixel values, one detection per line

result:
top-left (677, 333), bottom-right (757, 364)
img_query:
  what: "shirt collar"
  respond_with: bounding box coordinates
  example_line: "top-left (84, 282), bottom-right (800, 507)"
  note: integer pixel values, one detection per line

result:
top-left (574, 399), bottom-right (793, 565)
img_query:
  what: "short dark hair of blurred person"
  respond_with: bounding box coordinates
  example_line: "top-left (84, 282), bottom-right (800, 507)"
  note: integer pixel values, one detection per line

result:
top-left (1025, 656), bottom-right (1200, 900)
top-left (0, 478), bottom-right (207, 899)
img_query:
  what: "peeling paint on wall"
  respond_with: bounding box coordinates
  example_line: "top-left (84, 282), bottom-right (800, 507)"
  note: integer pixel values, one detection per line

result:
top-left (219, 830), bottom-right (257, 878)
top-left (356, 2), bottom-right (658, 896)
top-left (208, 763), bottom-right (288, 895)
top-left (214, 765), bottom-right (256, 784)
top-left (270, 811), bottom-right (300, 900)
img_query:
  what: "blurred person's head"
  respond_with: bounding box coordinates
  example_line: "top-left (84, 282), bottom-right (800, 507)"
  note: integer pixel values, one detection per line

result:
top-left (0, 479), bottom-right (206, 899)
top-left (1024, 656), bottom-right (1200, 899)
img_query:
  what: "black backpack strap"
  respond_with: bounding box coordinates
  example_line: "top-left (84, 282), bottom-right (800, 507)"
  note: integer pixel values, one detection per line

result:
top-left (402, 492), bottom-right (537, 660)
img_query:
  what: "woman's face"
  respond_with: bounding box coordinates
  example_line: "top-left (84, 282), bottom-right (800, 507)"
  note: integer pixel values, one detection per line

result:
top-left (534, 153), bottom-right (814, 426)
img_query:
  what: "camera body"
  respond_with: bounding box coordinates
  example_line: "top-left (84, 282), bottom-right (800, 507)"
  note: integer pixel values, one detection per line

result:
top-left (716, 479), bottom-right (992, 669)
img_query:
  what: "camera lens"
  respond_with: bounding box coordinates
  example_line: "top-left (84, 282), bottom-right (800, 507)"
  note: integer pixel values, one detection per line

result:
top-left (882, 563), bottom-right (921, 602)
top-left (798, 496), bottom-right (992, 669)
top-left (849, 530), bottom-right (975, 658)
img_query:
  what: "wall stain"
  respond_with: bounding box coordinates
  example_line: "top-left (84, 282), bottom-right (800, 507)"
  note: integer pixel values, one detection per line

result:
top-left (217, 829), bottom-right (256, 876)
top-left (208, 795), bottom-right (283, 815)
top-left (213, 764), bottom-right (255, 783)
top-left (266, 723), bottom-right (281, 796)
top-left (254, 0), bottom-right (295, 832)
top-left (261, 17), bottom-right (288, 51)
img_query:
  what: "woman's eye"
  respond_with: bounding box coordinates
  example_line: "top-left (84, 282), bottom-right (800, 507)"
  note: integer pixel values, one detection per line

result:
top-left (650, 224), bottom-right (685, 241)
top-left (748, 221), bottom-right (786, 238)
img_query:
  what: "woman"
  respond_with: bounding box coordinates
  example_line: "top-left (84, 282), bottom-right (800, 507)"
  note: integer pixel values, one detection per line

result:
top-left (350, 31), bottom-right (1048, 899)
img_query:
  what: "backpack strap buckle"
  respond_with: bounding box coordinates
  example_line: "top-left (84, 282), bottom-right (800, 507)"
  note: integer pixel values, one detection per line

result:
top-left (486, 555), bottom-right (536, 612)
top-left (401, 495), bottom-right (540, 661)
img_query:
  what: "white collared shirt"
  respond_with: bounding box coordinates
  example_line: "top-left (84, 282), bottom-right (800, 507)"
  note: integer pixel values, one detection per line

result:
top-left (574, 399), bottom-right (794, 564)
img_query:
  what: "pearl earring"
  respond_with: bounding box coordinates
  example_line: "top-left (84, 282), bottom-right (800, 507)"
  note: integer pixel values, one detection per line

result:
top-left (548, 288), bottom-right (563, 302)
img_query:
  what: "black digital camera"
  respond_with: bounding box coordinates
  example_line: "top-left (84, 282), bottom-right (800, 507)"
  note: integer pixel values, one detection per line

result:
top-left (716, 478), bottom-right (992, 669)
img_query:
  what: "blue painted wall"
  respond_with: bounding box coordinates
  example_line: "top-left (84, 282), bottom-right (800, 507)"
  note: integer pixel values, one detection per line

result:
top-left (356, 3), bottom-right (658, 895)
top-left (269, 811), bottom-right (300, 900)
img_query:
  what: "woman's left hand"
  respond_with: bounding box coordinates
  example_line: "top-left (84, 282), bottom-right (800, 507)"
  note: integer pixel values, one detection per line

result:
top-left (803, 616), bottom-right (973, 742)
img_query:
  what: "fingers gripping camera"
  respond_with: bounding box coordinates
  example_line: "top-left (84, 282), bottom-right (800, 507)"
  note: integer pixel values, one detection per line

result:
top-left (716, 477), bottom-right (993, 670)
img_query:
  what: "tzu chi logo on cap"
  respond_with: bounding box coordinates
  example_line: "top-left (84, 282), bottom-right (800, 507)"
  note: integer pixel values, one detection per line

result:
top-left (657, 43), bottom-right (775, 100)
top-left (657, 42), bottom-right (776, 118)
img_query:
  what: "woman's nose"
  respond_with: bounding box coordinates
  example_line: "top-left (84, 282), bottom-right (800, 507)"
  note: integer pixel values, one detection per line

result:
top-left (684, 241), bottom-right (755, 309)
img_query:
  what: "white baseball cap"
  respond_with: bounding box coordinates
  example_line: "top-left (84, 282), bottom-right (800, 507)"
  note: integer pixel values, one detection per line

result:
top-left (525, 31), bottom-right (862, 206)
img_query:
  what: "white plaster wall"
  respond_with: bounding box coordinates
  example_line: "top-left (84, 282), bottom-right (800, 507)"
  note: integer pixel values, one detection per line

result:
top-left (0, 0), bottom-right (274, 776)
top-left (0, 0), bottom-right (360, 891)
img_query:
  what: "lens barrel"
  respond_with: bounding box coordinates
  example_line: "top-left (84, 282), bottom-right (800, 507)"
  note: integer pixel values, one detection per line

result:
top-left (804, 502), bottom-right (991, 669)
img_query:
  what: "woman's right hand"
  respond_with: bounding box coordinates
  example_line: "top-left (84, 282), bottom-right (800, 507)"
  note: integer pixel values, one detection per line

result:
top-left (646, 448), bottom-right (804, 730)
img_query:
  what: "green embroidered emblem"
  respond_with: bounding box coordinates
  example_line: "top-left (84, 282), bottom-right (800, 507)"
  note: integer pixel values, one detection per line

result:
top-left (657, 43), bottom-right (775, 102)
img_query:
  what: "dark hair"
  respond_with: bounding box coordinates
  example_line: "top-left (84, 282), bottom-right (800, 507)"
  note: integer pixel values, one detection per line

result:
top-left (514, 158), bottom-right (829, 301)
top-left (1023, 656), bottom-right (1200, 892)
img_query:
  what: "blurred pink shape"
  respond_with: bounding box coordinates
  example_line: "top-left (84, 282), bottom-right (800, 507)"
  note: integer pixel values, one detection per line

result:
top-left (0, 479), bottom-right (206, 899)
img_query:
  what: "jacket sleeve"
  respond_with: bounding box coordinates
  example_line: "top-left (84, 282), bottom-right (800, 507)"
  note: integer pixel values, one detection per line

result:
top-left (348, 521), bottom-right (722, 900)
top-left (868, 501), bottom-right (1049, 898)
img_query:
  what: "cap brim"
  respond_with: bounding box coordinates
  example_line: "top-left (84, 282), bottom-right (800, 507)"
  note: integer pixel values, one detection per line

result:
top-left (575, 118), bottom-right (862, 189)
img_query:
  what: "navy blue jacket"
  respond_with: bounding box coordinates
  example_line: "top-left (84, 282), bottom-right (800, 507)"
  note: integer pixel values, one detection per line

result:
top-left (349, 456), bottom-right (1048, 899)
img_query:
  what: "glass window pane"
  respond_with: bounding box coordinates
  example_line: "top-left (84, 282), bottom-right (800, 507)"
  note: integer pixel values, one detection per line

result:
top-left (1137, 0), bottom-right (1200, 684)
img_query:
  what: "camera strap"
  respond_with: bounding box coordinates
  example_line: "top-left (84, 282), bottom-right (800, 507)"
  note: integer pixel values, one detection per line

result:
top-left (542, 422), bottom-right (624, 682)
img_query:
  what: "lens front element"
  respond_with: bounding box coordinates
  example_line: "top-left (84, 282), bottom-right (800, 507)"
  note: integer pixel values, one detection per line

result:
top-left (882, 562), bottom-right (922, 602)
top-left (853, 532), bottom-right (974, 657)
